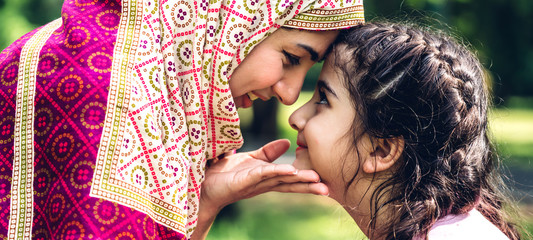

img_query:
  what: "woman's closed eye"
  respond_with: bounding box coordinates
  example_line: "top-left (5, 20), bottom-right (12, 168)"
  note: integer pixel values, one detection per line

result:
top-left (283, 50), bottom-right (301, 66)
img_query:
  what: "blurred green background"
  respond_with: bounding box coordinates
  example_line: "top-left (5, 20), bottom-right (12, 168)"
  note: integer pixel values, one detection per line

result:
top-left (1, 0), bottom-right (532, 239)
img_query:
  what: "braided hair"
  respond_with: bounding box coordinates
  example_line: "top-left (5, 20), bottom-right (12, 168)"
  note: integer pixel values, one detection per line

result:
top-left (334, 22), bottom-right (521, 239)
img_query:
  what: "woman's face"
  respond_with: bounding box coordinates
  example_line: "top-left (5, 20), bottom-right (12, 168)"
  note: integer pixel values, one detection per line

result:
top-left (229, 28), bottom-right (339, 108)
top-left (288, 51), bottom-right (373, 201)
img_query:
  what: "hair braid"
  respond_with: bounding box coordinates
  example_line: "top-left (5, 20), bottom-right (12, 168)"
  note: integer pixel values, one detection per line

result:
top-left (335, 22), bottom-right (521, 239)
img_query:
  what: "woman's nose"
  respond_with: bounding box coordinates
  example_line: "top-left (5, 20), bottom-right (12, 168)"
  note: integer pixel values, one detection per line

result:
top-left (273, 70), bottom-right (307, 106)
top-left (277, 87), bottom-right (300, 105)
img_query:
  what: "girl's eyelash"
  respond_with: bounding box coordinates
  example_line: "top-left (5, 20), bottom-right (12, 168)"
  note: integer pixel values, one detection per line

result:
top-left (315, 88), bottom-right (329, 105)
top-left (283, 50), bottom-right (300, 65)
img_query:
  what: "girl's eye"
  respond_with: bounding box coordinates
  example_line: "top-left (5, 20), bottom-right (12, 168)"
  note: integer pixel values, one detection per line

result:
top-left (283, 50), bottom-right (300, 66)
top-left (315, 88), bottom-right (329, 105)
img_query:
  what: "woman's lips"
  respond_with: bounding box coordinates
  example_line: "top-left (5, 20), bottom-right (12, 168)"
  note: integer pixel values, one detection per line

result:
top-left (247, 92), bottom-right (259, 101)
top-left (243, 94), bottom-right (253, 108)
top-left (234, 92), bottom-right (270, 108)
top-left (234, 94), bottom-right (253, 108)
top-left (236, 92), bottom-right (265, 108)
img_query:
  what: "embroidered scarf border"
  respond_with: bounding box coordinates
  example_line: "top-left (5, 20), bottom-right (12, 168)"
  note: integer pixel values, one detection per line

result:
top-left (8, 18), bottom-right (63, 240)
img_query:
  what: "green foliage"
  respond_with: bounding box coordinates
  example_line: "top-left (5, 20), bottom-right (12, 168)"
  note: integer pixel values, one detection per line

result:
top-left (0, 0), bottom-right (61, 50)
top-left (363, 0), bottom-right (533, 98)
top-left (502, 96), bottom-right (533, 109)
top-left (490, 107), bottom-right (533, 167)
top-left (303, 62), bottom-right (323, 91)
top-left (20, 0), bottom-right (62, 25)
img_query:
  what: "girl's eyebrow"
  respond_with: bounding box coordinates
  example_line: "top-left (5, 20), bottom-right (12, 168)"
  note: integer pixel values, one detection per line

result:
top-left (317, 80), bottom-right (338, 98)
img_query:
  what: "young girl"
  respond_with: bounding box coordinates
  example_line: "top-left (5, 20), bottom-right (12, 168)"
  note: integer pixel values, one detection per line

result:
top-left (289, 22), bottom-right (522, 239)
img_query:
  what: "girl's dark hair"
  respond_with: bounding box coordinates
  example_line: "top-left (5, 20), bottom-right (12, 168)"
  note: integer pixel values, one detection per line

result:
top-left (334, 22), bottom-right (521, 239)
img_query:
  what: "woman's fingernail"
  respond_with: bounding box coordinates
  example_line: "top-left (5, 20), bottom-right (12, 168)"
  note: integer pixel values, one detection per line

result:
top-left (293, 170), bottom-right (299, 175)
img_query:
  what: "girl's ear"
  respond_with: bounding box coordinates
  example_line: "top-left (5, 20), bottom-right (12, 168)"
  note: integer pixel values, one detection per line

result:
top-left (362, 137), bottom-right (405, 174)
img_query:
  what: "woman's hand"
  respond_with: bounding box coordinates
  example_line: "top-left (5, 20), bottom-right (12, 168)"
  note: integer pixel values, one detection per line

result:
top-left (191, 139), bottom-right (328, 240)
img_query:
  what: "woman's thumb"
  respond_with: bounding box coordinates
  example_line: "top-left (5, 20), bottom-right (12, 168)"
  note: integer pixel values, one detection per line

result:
top-left (251, 139), bottom-right (291, 163)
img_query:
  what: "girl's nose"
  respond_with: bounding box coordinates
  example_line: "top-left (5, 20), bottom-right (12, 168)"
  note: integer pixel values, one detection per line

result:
top-left (289, 105), bottom-right (307, 132)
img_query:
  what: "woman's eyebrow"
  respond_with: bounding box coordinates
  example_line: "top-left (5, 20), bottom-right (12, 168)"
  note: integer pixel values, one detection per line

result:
top-left (317, 80), bottom-right (338, 98)
top-left (297, 43), bottom-right (319, 61)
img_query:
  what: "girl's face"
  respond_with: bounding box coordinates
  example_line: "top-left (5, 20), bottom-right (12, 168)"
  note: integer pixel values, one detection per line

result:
top-left (289, 52), bottom-right (372, 200)
top-left (229, 28), bottom-right (339, 108)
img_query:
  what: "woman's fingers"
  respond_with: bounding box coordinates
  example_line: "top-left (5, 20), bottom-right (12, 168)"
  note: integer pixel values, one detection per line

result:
top-left (258, 182), bottom-right (329, 196)
top-left (273, 183), bottom-right (329, 196)
top-left (235, 169), bottom-right (326, 197)
top-left (243, 163), bottom-right (297, 181)
top-left (239, 163), bottom-right (320, 185)
top-left (272, 170), bottom-right (321, 183)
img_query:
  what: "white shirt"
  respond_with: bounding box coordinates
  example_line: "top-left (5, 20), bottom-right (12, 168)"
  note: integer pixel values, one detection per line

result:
top-left (426, 208), bottom-right (509, 240)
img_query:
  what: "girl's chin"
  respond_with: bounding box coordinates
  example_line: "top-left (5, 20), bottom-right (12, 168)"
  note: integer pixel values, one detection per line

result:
top-left (291, 158), bottom-right (312, 170)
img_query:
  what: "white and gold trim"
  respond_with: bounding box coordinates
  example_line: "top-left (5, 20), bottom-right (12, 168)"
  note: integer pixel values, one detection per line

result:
top-left (8, 18), bottom-right (62, 240)
top-left (285, 3), bottom-right (365, 30)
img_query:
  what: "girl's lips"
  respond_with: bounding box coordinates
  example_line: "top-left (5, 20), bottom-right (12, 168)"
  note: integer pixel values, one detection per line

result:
top-left (296, 146), bottom-right (307, 151)
top-left (295, 140), bottom-right (308, 151)
top-left (296, 139), bottom-right (307, 149)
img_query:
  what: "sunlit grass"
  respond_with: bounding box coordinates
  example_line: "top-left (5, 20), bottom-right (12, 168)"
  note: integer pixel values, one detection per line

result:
top-left (208, 193), bottom-right (367, 240)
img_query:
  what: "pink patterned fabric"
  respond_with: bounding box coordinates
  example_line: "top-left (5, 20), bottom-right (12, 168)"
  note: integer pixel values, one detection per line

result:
top-left (0, 2), bottom-right (177, 239)
top-left (0, 0), bottom-right (364, 239)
